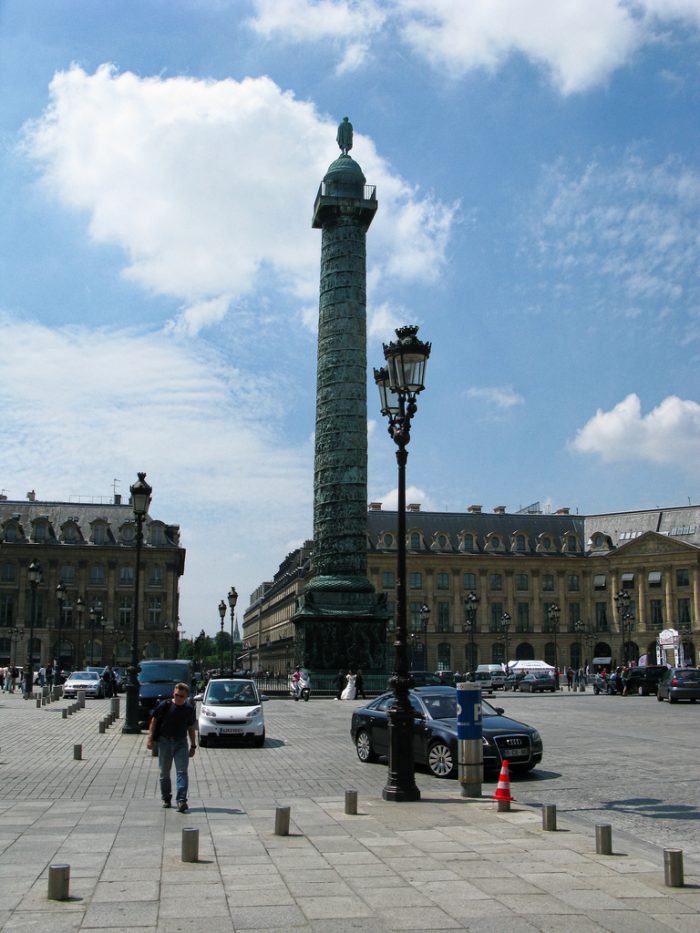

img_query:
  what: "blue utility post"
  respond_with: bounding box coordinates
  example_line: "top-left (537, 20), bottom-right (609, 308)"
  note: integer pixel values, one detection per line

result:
top-left (457, 682), bottom-right (483, 797)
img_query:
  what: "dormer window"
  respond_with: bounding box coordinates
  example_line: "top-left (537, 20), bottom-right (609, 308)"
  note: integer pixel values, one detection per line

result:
top-left (408, 531), bottom-right (422, 550)
top-left (32, 520), bottom-right (48, 543)
top-left (91, 522), bottom-right (108, 545)
top-left (149, 524), bottom-right (164, 546)
top-left (61, 522), bottom-right (80, 544)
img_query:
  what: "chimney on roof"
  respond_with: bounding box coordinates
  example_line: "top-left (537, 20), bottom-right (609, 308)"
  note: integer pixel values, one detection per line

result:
top-left (407, 503), bottom-right (421, 512)
top-left (468, 504), bottom-right (482, 513)
top-left (368, 502), bottom-right (382, 511)
top-left (494, 505), bottom-right (506, 514)
top-left (26, 490), bottom-right (36, 502)
top-left (555, 507), bottom-right (570, 515)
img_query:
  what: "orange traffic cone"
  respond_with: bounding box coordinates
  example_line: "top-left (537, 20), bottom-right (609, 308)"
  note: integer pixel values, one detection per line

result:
top-left (492, 759), bottom-right (514, 810)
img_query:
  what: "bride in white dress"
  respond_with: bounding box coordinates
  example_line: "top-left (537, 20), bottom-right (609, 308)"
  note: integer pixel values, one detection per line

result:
top-left (340, 671), bottom-right (357, 700)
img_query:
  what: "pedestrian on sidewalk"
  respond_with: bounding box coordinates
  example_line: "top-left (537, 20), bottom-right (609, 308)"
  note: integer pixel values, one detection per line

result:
top-left (146, 682), bottom-right (197, 813)
top-left (335, 669), bottom-right (346, 700)
top-left (355, 669), bottom-right (366, 699)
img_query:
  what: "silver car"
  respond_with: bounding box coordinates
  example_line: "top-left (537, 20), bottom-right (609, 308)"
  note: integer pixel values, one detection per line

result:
top-left (62, 671), bottom-right (104, 699)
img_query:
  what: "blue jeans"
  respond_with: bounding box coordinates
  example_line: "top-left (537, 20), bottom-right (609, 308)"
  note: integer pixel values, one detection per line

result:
top-left (158, 737), bottom-right (189, 803)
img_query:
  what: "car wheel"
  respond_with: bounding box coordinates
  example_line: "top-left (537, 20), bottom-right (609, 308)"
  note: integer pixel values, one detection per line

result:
top-left (355, 729), bottom-right (377, 763)
top-left (199, 735), bottom-right (209, 747)
top-left (253, 730), bottom-right (265, 747)
top-left (669, 695), bottom-right (678, 704)
top-left (427, 741), bottom-right (455, 778)
top-left (657, 693), bottom-right (664, 702)
top-left (638, 686), bottom-right (645, 696)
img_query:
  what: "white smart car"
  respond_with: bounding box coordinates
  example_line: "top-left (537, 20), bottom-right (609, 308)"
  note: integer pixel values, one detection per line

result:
top-left (195, 678), bottom-right (267, 747)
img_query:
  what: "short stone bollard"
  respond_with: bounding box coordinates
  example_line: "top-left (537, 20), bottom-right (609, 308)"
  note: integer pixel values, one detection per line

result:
top-left (78, 691), bottom-right (86, 709)
top-left (664, 848), bottom-right (684, 887)
top-left (99, 720), bottom-right (106, 734)
top-left (595, 823), bottom-right (612, 855)
top-left (181, 827), bottom-right (199, 863)
top-left (110, 697), bottom-right (120, 718)
top-left (73, 744), bottom-right (82, 761)
top-left (36, 698), bottom-right (41, 709)
top-left (62, 708), bottom-right (68, 720)
top-left (345, 790), bottom-right (358, 815)
top-left (274, 806), bottom-right (290, 836)
top-left (47, 864), bottom-right (70, 901)
top-left (542, 804), bottom-right (557, 831)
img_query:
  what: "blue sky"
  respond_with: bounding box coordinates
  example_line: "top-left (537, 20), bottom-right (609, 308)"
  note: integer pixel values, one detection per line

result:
top-left (1, 0), bottom-right (699, 638)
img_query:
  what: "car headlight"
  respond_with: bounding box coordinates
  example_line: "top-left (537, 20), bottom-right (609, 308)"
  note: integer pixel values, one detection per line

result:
top-left (201, 707), bottom-right (217, 720)
top-left (531, 730), bottom-right (541, 743)
top-left (246, 707), bottom-right (261, 719)
top-left (482, 736), bottom-right (492, 746)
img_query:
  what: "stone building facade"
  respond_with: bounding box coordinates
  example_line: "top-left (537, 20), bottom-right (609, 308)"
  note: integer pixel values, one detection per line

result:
top-left (241, 502), bottom-right (699, 674)
top-left (0, 492), bottom-right (185, 670)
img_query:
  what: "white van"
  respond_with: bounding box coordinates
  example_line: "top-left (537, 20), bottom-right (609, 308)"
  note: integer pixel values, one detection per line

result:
top-left (475, 664), bottom-right (506, 690)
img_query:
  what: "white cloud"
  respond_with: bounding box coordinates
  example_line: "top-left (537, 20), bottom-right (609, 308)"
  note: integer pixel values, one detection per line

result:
top-left (528, 153), bottom-right (700, 338)
top-left (22, 65), bottom-right (454, 333)
top-left (571, 393), bottom-right (700, 466)
top-left (249, 0), bottom-right (700, 95)
top-left (466, 385), bottom-right (525, 410)
top-left (372, 485), bottom-right (436, 512)
top-left (0, 311), bottom-right (313, 622)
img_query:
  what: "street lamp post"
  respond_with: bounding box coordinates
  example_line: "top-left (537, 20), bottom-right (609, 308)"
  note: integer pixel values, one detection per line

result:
top-left (75, 596), bottom-right (85, 671)
top-left (88, 602), bottom-right (104, 666)
top-left (574, 619), bottom-right (584, 671)
top-left (218, 600), bottom-right (226, 675)
top-left (11, 625), bottom-right (24, 673)
top-left (123, 471), bottom-right (153, 734)
top-left (464, 592), bottom-right (479, 674)
top-left (500, 611), bottom-right (511, 669)
top-left (615, 590), bottom-right (632, 665)
top-left (24, 560), bottom-right (42, 696)
top-left (374, 324), bottom-right (431, 802)
top-left (548, 603), bottom-right (560, 689)
top-left (55, 582), bottom-right (66, 677)
top-left (419, 603), bottom-right (430, 670)
top-left (228, 586), bottom-right (238, 673)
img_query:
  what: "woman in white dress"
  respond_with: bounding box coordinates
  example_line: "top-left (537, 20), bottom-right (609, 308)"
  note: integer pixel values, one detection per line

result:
top-left (340, 670), bottom-right (357, 700)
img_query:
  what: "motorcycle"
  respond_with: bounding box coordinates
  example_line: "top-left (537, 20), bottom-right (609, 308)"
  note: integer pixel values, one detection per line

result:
top-left (290, 671), bottom-right (311, 702)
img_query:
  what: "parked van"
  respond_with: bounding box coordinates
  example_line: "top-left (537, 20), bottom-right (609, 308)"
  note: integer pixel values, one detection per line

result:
top-left (137, 659), bottom-right (194, 726)
top-left (475, 664), bottom-right (506, 690)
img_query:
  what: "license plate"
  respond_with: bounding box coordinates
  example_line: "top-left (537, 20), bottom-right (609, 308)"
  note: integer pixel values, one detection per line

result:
top-left (220, 727), bottom-right (243, 734)
top-left (503, 748), bottom-right (527, 758)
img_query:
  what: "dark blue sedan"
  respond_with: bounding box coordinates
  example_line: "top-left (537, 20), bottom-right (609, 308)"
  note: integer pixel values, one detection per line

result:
top-left (350, 686), bottom-right (543, 778)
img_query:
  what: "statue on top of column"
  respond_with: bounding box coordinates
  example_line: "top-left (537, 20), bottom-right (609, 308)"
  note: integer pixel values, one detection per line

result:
top-left (336, 116), bottom-right (353, 155)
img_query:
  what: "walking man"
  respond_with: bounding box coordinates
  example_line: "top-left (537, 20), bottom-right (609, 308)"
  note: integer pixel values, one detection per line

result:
top-left (146, 682), bottom-right (197, 812)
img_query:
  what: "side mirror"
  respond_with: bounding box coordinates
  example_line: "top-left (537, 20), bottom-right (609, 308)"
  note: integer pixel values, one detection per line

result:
top-left (193, 693), bottom-right (203, 702)
top-left (260, 694), bottom-right (269, 702)
top-left (495, 707), bottom-right (504, 715)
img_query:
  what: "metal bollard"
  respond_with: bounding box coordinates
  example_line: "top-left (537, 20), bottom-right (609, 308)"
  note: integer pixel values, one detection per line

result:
top-left (595, 823), bottom-right (612, 855)
top-left (542, 804), bottom-right (557, 831)
top-left (664, 848), bottom-right (684, 887)
top-left (62, 708), bottom-right (68, 720)
top-left (47, 864), bottom-right (70, 900)
top-left (344, 790), bottom-right (358, 815)
top-left (111, 697), bottom-right (120, 718)
top-left (274, 806), bottom-right (290, 836)
top-left (73, 744), bottom-right (82, 761)
top-left (99, 720), bottom-right (106, 734)
top-left (36, 698), bottom-right (42, 708)
top-left (78, 690), bottom-right (86, 708)
top-left (181, 827), bottom-right (199, 862)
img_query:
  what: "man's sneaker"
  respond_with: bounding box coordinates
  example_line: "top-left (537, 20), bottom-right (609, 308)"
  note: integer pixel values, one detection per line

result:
top-left (177, 800), bottom-right (188, 813)
top-left (162, 800), bottom-right (171, 809)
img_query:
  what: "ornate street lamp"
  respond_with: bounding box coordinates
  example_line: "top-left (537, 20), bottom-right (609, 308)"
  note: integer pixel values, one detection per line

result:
top-left (75, 596), bottom-right (85, 671)
top-left (11, 625), bottom-right (24, 672)
top-left (218, 599), bottom-right (227, 675)
top-left (228, 586), bottom-right (238, 673)
top-left (88, 601), bottom-right (104, 666)
top-left (464, 592), bottom-right (479, 674)
top-left (55, 582), bottom-right (66, 678)
top-left (574, 619), bottom-right (585, 671)
top-left (615, 590), bottom-right (632, 665)
top-left (419, 603), bottom-right (430, 670)
top-left (24, 559), bottom-right (42, 696)
top-left (374, 323), bottom-right (430, 802)
top-left (500, 611), bottom-right (511, 669)
top-left (123, 471), bottom-right (153, 734)
top-left (547, 603), bottom-right (560, 689)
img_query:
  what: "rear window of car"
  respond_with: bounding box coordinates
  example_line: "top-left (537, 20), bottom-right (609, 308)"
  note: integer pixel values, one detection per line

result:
top-left (676, 670), bottom-right (700, 683)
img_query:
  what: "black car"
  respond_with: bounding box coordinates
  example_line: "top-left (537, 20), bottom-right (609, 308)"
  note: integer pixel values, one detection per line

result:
top-left (350, 686), bottom-right (543, 778)
top-left (408, 671), bottom-right (442, 687)
top-left (657, 667), bottom-right (700, 703)
top-left (624, 665), bottom-right (667, 696)
top-left (519, 672), bottom-right (556, 693)
top-left (503, 671), bottom-right (527, 691)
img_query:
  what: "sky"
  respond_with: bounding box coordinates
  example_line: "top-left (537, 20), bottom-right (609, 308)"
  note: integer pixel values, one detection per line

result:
top-left (1, 0), bottom-right (699, 639)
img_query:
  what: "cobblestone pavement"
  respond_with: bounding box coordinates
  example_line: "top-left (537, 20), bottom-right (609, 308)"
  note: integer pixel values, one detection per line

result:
top-left (1, 689), bottom-right (699, 931)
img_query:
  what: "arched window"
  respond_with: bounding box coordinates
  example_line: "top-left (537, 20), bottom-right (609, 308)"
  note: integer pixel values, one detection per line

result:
top-left (409, 532), bottom-right (422, 550)
top-left (515, 642), bottom-right (535, 661)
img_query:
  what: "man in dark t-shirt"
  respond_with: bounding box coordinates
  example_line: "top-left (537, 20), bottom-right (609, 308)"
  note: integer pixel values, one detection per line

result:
top-left (146, 682), bottom-right (197, 812)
